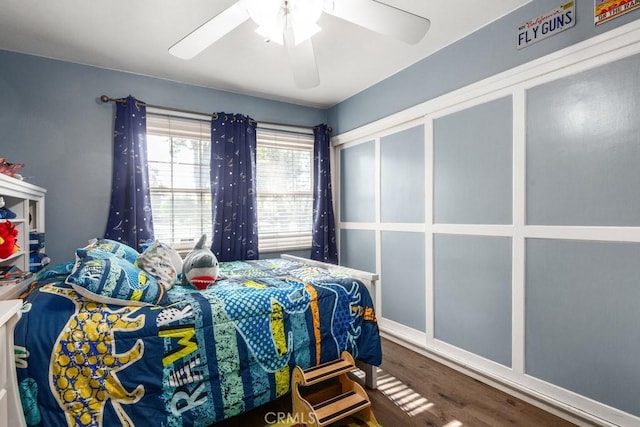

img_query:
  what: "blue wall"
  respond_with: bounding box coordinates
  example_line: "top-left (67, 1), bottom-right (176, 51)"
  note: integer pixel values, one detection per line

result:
top-left (0, 51), bottom-right (327, 262)
top-left (328, 0), bottom-right (640, 134)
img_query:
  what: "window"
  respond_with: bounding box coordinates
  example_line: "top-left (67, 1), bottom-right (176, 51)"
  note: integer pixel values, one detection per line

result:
top-left (146, 113), bottom-right (313, 253)
top-left (146, 114), bottom-right (211, 250)
top-left (256, 128), bottom-right (313, 252)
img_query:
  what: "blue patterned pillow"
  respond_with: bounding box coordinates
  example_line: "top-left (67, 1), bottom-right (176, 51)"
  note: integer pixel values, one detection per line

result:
top-left (33, 262), bottom-right (75, 282)
top-left (84, 238), bottom-right (139, 264)
top-left (66, 250), bottom-right (167, 306)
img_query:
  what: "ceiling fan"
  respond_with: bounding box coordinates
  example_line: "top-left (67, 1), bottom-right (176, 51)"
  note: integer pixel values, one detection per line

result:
top-left (169, 0), bottom-right (430, 89)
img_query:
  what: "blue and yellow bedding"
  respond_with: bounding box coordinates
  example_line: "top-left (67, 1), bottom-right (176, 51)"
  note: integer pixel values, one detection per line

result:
top-left (14, 258), bottom-right (381, 426)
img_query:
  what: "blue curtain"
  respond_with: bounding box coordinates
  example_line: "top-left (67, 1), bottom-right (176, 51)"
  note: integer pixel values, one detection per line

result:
top-left (210, 113), bottom-right (259, 261)
top-left (311, 124), bottom-right (338, 264)
top-left (104, 95), bottom-right (154, 250)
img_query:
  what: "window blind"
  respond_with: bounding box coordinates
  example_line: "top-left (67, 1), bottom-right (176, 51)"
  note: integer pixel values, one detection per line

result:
top-left (146, 114), bottom-right (211, 250)
top-left (256, 128), bottom-right (313, 252)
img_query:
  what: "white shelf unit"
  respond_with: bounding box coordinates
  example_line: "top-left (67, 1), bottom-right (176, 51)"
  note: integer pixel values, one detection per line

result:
top-left (0, 174), bottom-right (46, 300)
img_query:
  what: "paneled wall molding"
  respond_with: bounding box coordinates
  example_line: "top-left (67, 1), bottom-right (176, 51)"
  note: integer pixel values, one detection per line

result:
top-left (342, 222), bottom-right (640, 242)
top-left (379, 318), bottom-right (427, 346)
top-left (335, 17), bottom-right (640, 427)
top-left (332, 18), bottom-right (640, 147)
top-left (341, 222), bottom-right (426, 232)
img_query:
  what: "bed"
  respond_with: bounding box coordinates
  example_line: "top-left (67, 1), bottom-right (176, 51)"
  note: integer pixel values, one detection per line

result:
top-left (11, 242), bottom-right (382, 427)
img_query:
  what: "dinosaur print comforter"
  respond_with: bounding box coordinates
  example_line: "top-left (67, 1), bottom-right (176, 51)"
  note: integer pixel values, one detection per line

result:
top-left (13, 258), bottom-right (382, 427)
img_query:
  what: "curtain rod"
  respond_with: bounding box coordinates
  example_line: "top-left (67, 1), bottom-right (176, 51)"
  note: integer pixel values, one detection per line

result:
top-left (99, 95), bottom-right (330, 132)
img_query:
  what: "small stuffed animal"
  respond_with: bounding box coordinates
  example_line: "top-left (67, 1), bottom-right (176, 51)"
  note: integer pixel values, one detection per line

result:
top-left (181, 234), bottom-right (219, 290)
top-left (0, 197), bottom-right (17, 219)
top-left (0, 208), bottom-right (16, 219)
top-left (0, 221), bottom-right (19, 259)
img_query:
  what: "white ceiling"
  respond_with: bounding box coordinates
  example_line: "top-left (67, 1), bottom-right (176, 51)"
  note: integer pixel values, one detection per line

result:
top-left (0, 0), bottom-right (531, 109)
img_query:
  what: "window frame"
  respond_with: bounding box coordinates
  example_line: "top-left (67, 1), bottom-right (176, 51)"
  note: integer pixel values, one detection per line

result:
top-left (255, 125), bottom-right (315, 252)
top-left (145, 110), bottom-right (314, 253)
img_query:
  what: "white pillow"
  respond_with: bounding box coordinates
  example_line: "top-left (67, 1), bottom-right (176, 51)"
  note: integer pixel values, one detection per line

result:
top-left (135, 240), bottom-right (182, 290)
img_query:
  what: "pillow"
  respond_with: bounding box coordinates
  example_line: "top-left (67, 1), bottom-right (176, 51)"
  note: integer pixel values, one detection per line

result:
top-left (135, 240), bottom-right (181, 290)
top-left (84, 238), bottom-right (139, 264)
top-left (76, 247), bottom-right (120, 260)
top-left (33, 262), bottom-right (75, 282)
top-left (66, 251), bottom-right (167, 306)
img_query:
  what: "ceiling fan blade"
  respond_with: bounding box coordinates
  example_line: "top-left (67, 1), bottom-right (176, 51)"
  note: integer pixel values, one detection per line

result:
top-left (325, 0), bottom-right (430, 45)
top-left (284, 29), bottom-right (320, 89)
top-left (169, 2), bottom-right (250, 59)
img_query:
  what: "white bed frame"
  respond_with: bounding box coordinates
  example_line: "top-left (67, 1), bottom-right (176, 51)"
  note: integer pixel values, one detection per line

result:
top-left (280, 254), bottom-right (380, 389)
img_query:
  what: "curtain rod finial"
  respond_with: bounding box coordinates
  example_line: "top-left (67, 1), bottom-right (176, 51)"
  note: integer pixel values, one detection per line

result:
top-left (100, 95), bottom-right (110, 103)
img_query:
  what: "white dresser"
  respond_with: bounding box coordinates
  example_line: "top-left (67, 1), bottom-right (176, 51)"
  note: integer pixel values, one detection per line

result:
top-left (0, 299), bottom-right (26, 427)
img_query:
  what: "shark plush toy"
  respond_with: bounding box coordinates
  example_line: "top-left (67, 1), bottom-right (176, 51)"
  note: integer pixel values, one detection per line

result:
top-left (181, 234), bottom-right (219, 290)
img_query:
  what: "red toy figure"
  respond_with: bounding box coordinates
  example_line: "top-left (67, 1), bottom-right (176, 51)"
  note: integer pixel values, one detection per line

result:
top-left (0, 220), bottom-right (19, 259)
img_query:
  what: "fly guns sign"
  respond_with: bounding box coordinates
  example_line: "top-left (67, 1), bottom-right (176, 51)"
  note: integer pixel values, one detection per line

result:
top-left (517, 2), bottom-right (575, 49)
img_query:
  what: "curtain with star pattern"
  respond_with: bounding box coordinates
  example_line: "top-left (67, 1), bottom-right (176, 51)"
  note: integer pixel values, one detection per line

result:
top-left (210, 113), bottom-right (259, 261)
top-left (104, 95), bottom-right (154, 250)
top-left (310, 124), bottom-right (338, 264)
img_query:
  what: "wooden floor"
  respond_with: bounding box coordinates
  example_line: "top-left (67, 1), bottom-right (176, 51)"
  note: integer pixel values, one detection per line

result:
top-left (214, 337), bottom-right (579, 426)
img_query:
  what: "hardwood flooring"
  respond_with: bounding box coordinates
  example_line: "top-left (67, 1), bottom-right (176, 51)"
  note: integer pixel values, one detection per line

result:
top-left (214, 337), bottom-right (580, 426)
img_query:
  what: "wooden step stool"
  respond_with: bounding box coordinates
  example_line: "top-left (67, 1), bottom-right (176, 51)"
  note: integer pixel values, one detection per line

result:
top-left (291, 351), bottom-right (378, 427)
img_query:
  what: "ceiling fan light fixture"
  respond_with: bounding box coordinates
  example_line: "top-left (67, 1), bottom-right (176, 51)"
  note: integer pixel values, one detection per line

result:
top-left (245, 0), bottom-right (324, 45)
top-left (255, 20), bottom-right (286, 44)
top-left (244, 0), bottom-right (281, 25)
top-left (170, 0), bottom-right (428, 90)
top-left (290, 0), bottom-right (323, 44)
top-left (245, 0), bottom-right (284, 43)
